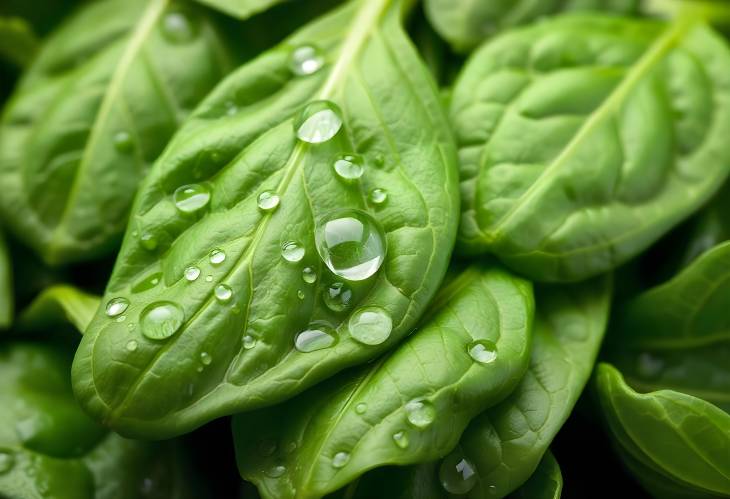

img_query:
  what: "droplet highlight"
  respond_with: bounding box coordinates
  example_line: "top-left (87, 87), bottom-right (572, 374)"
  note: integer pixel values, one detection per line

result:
top-left (257, 191), bottom-right (280, 212)
top-left (289, 44), bottom-right (324, 76)
top-left (323, 282), bottom-right (352, 312)
top-left (392, 431), bottom-right (409, 449)
top-left (294, 100), bottom-right (342, 144)
top-left (243, 335), bottom-right (257, 350)
top-left (200, 352), bottom-right (212, 366)
top-left (333, 154), bottom-right (364, 181)
top-left (332, 451), bottom-right (350, 469)
top-left (348, 307), bottom-right (392, 345)
top-left (302, 267), bottom-right (317, 284)
top-left (113, 131), bottom-right (133, 153)
top-left (140, 232), bottom-right (157, 251)
top-left (184, 266), bottom-right (201, 282)
top-left (173, 184), bottom-right (210, 214)
top-left (369, 188), bottom-right (387, 205)
top-left (405, 399), bottom-right (436, 429)
top-left (440, 452), bottom-right (477, 495)
top-left (468, 340), bottom-right (498, 365)
top-left (355, 402), bottom-right (367, 415)
top-left (105, 297), bottom-right (129, 318)
top-left (210, 248), bottom-right (226, 265)
top-left (161, 10), bottom-right (197, 44)
top-left (295, 323), bottom-right (337, 353)
top-left (281, 241), bottom-right (305, 262)
top-left (215, 284), bottom-right (233, 303)
top-left (140, 302), bottom-right (184, 340)
top-left (126, 340), bottom-right (138, 352)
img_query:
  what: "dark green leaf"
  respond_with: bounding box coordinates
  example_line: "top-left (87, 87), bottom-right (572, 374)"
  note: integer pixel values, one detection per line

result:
top-left (0, 17), bottom-right (38, 68)
top-left (0, 230), bottom-right (12, 329)
top-left (451, 14), bottom-right (730, 282)
top-left (17, 284), bottom-right (100, 334)
top-left (509, 450), bottom-right (562, 499)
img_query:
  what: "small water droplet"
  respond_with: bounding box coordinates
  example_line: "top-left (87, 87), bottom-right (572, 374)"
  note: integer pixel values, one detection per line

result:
top-left (113, 131), bottom-right (133, 153)
top-left (184, 266), bottom-right (201, 282)
top-left (243, 335), bottom-right (257, 350)
top-left (302, 267), bottom-right (317, 284)
top-left (128, 323), bottom-right (136, 332)
top-left (140, 232), bottom-right (158, 251)
top-left (333, 154), bottom-right (364, 181)
top-left (405, 399), bottom-right (436, 429)
top-left (266, 464), bottom-right (287, 478)
top-left (161, 10), bottom-right (197, 44)
top-left (295, 323), bottom-right (337, 353)
top-left (348, 307), bottom-right (392, 345)
top-left (214, 284), bottom-right (233, 303)
top-left (294, 100), bottom-right (342, 144)
top-left (281, 241), bottom-right (305, 262)
top-left (173, 184), bottom-right (210, 214)
top-left (126, 340), bottom-right (138, 352)
top-left (372, 154), bottom-right (385, 167)
top-left (140, 302), bottom-right (184, 340)
top-left (210, 248), bottom-right (226, 265)
top-left (258, 439), bottom-right (277, 457)
top-left (200, 352), bottom-right (212, 366)
top-left (355, 402), bottom-right (367, 414)
top-left (392, 431), bottom-right (409, 449)
top-left (297, 289), bottom-right (305, 300)
top-left (0, 450), bottom-right (15, 474)
top-left (440, 452), bottom-right (477, 495)
top-left (205, 275), bottom-right (213, 282)
top-left (224, 101), bottom-right (238, 116)
top-left (315, 209), bottom-right (386, 281)
top-left (105, 297), bottom-right (129, 317)
top-left (369, 188), bottom-right (387, 205)
top-left (323, 282), bottom-right (352, 312)
top-left (332, 451), bottom-right (350, 469)
top-left (468, 340), bottom-right (498, 365)
top-left (289, 44), bottom-right (324, 76)
top-left (116, 315), bottom-right (127, 323)
top-left (257, 191), bottom-right (280, 212)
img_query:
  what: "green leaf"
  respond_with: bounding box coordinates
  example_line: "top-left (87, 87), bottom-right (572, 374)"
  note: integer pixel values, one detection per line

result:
top-left (193, 0), bottom-right (288, 19)
top-left (17, 285), bottom-right (100, 334)
top-left (0, 0), bottom-right (234, 265)
top-left (509, 450), bottom-right (562, 499)
top-left (233, 265), bottom-right (533, 499)
top-left (595, 363), bottom-right (730, 498)
top-left (0, 341), bottom-right (203, 499)
top-left (451, 14), bottom-right (730, 282)
top-left (424, 0), bottom-right (639, 53)
top-left (607, 241), bottom-right (730, 412)
top-left (0, 230), bottom-right (11, 329)
top-left (73, 0), bottom-right (459, 439)
top-left (0, 17), bottom-right (38, 68)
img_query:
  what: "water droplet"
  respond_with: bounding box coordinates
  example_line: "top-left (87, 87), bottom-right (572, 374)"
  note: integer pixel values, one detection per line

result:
top-left (257, 191), bottom-right (280, 212)
top-left (348, 307), bottom-right (392, 345)
top-left (440, 452), bottom-right (477, 495)
top-left (258, 439), bottom-right (277, 457)
top-left (405, 399), bottom-right (436, 429)
top-left (161, 10), bottom-right (197, 44)
top-left (333, 154), bottom-right (364, 181)
top-left (210, 248), bottom-right (226, 265)
top-left (128, 323), bottom-right (136, 332)
top-left (468, 340), bottom-right (498, 365)
top-left (281, 241), bottom-right (305, 262)
top-left (315, 209), bottom-right (386, 281)
top-left (294, 100), bottom-right (342, 144)
top-left (392, 431), bottom-right (409, 449)
top-left (297, 289), bottom-right (305, 300)
top-left (266, 464), bottom-right (287, 478)
top-left (184, 266), bottom-right (201, 282)
top-left (132, 272), bottom-right (162, 293)
top-left (0, 449), bottom-right (14, 474)
top-left (372, 154), bottom-right (385, 167)
top-left (302, 267), bottom-right (317, 284)
top-left (323, 282), bottom-right (352, 312)
top-left (289, 44), bottom-right (324, 76)
top-left (205, 275), bottom-right (213, 282)
top-left (105, 297), bottom-right (129, 317)
top-left (173, 184), bottom-right (210, 214)
top-left (355, 402), bottom-right (367, 414)
top-left (140, 232), bottom-right (158, 251)
top-left (369, 188), bottom-right (387, 205)
top-left (214, 284), bottom-right (233, 303)
top-left (200, 352), bottom-right (212, 366)
top-left (295, 323), bottom-right (337, 352)
top-left (224, 101), bottom-right (238, 116)
top-left (116, 315), bottom-right (127, 323)
top-left (243, 335), bottom-right (257, 350)
top-left (113, 131), bottom-right (133, 153)
top-left (140, 302), bottom-right (184, 340)
top-left (332, 451), bottom-right (350, 469)
top-left (126, 340), bottom-right (138, 352)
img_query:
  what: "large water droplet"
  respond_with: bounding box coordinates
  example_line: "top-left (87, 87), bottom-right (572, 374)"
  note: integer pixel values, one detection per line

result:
top-left (348, 307), bottom-right (392, 345)
top-left (332, 451), bottom-right (350, 469)
top-left (333, 154), bottom-right (364, 181)
top-left (392, 431), bottom-right (409, 449)
top-left (0, 449), bottom-right (14, 474)
top-left (257, 191), bottom-right (280, 212)
top-left (369, 188), bottom-right (387, 205)
top-left (174, 184), bottom-right (210, 214)
top-left (105, 297), bottom-right (129, 317)
top-left (184, 266), bottom-right (201, 282)
top-left (440, 452), bottom-right (477, 495)
top-left (315, 209), bottom-right (386, 281)
top-left (294, 100), bottom-right (342, 144)
top-left (200, 352), bottom-right (212, 366)
top-left (243, 335), bottom-right (257, 350)
top-left (113, 131), bottom-right (133, 153)
top-left (355, 402), bottom-right (367, 414)
top-left (302, 267), bottom-right (317, 284)
top-left (140, 233), bottom-right (158, 251)
top-left (281, 241), bottom-right (305, 262)
top-left (126, 340), bottom-right (138, 352)
top-left (161, 10), bottom-right (197, 44)
top-left (468, 340), bottom-right (498, 365)
top-left (289, 44), bottom-right (324, 76)
top-left (295, 323), bottom-right (337, 353)
top-left (214, 284), bottom-right (233, 303)
top-left (265, 464), bottom-right (287, 478)
top-left (323, 282), bottom-right (352, 312)
top-left (210, 248), bottom-right (226, 265)
top-left (405, 399), bottom-right (436, 429)
top-left (140, 302), bottom-right (184, 340)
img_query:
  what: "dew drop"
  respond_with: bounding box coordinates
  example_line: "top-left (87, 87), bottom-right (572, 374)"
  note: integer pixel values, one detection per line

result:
top-left (323, 282), bottom-right (352, 312)
top-left (369, 188), bottom-right (387, 205)
top-left (258, 439), bottom-right (277, 457)
top-left (302, 267), bottom-right (317, 284)
top-left (106, 297), bottom-right (129, 317)
top-left (294, 100), bottom-right (342, 144)
top-left (295, 323), bottom-right (337, 353)
top-left (0, 449), bottom-right (14, 474)
top-left (140, 233), bottom-right (158, 251)
top-left (468, 340), bottom-right (498, 365)
top-left (205, 275), bottom-right (213, 282)
top-left (289, 44), bottom-right (324, 76)
top-left (281, 241), bottom-right (305, 262)
top-left (266, 464), bottom-right (286, 478)
top-left (257, 191), bottom-right (280, 212)
top-left (243, 335), bottom-right (257, 350)
top-left (315, 209), bottom-right (386, 281)
top-left (161, 10), bottom-right (197, 44)
top-left (392, 431), bottom-right (409, 449)
top-left (440, 452), bottom-right (477, 495)
top-left (224, 101), bottom-right (238, 116)
top-left (332, 451), bottom-right (350, 469)
top-left (140, 302), bottom-right (184, 340)
top-left (372, 154), bottom-right (385, 168)
top-left (126, 340), bottom-right (138, 352)
top-left (297, 289), bottom-right (305, 300)
top-left (200, 352), bottom-right (212, 366)
top-left (116, 315), bottom-right (127, 323)
top-left (209, 248), bottom-right (226, 265)
top-left (405, 399), bottom-right (436, 429)
top-left (214, 284), bottom-right (233, 303)
top-left (113, 131), bottom-right (133, 153)
top-left (333, 154), bottom-right (364, 181)
top-left (348, 307), bottom-right (392, 345)
top-left (184, 266), bottom-right (201, 282)
top-left (173, 184), bottom-right (210, 214)
top-left (355, 402), bottom-right (367, 415)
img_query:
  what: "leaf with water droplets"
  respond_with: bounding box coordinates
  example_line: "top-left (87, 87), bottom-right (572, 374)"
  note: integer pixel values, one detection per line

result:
top-left (0, 0), bottom-right (233, 265)
top-left (233, 265), bottom-right (532, 498)
top-left (73, 0), bottom-right (459, 439)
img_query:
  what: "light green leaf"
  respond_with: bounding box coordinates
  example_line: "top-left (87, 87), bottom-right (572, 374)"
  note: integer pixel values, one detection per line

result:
top-left (193, 0), bottom-right (288, 19)
top-left (17, 285), bottom-right (100, 334)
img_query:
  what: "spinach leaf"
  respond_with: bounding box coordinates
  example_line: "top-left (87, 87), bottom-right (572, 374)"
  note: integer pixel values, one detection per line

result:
top-left (233, 265), bottom-right (533, 499)
top-left (18, 284), bottom-right (100, 334)
top-left (607, 241), bottom-right (730, 412)
top-left (73, 0), bottom-right (459, 439)
top-left (0, 230), bottom-right (11, 329)
top-left (595, 363), bottom-right (730, 498)
top-left (509, 450), bottom-right (562, 499)
top-left (0, 17), bottom-right (38, 68)
top-left (450, 14), bottom-right (730, 282)
top-left (193, 0), bottom-right (289, 20)
top-left (0, 340), bottom-right (204, 499)
top-left (424, 0), bottom-right (639, 53)
top-left (0, 0), bottom-right (233, 265)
